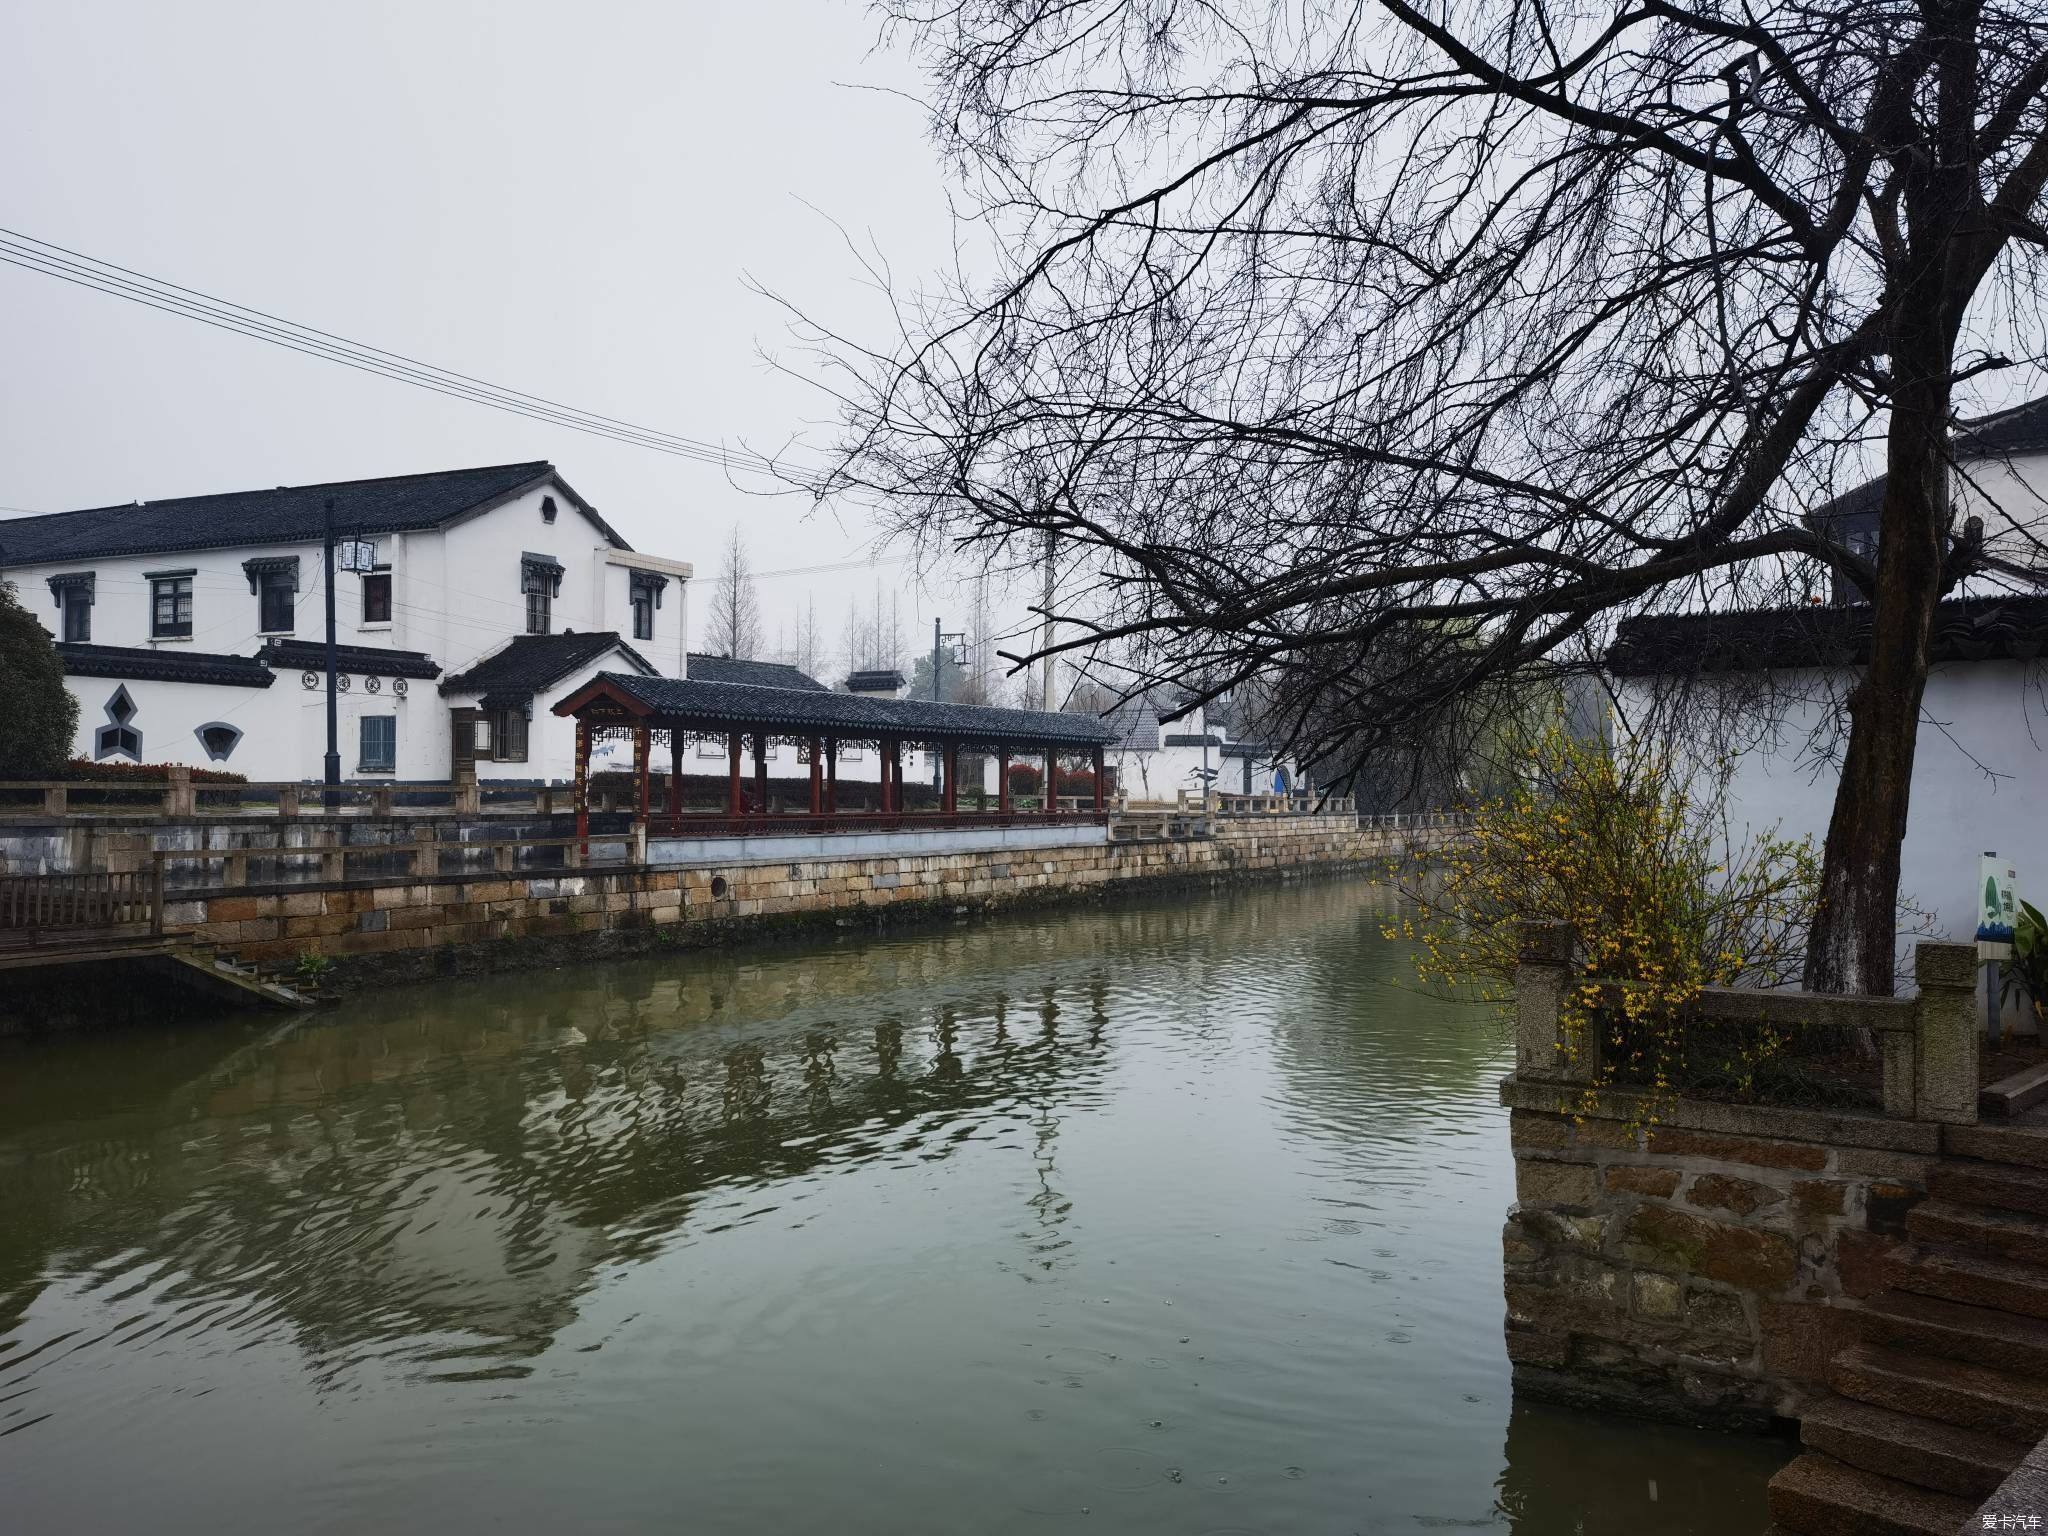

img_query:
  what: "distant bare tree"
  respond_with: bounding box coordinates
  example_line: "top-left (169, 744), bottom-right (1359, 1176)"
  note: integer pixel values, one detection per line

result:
top-left (791, 594), bottom-right (828, 682)
top-left (707, 524), bottom-right (763, 661)
top-left (815, 0), bottom-right (2048, 995)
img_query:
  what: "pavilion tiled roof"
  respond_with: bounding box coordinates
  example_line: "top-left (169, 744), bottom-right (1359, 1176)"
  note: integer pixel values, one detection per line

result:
top-left (686, 654), bottom-right (831, 690)
top-left (561, 671), bottom-right (1119, 746)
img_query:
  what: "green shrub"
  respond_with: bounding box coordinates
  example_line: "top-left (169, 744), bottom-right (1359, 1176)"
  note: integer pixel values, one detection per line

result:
top-left (0, 581), bottom-right (78, 778)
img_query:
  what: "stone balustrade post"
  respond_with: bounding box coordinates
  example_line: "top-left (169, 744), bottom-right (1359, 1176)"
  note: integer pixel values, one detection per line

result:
top-left (277, 785), bottom-right (301, 819)
top-left (1514, 920), bottom-right (1594, 1083)
top-left (372, 786), bottom-right (395, 819)
top-left (42, 785), bottom-right (67, 817)
top-left (224, 850), bottom-right (248, 887)
top-left (1912, 940), bottom-right (1980, 1125)
top-left (166, 765), bottom-right (195, 817)
top-left (453, 765), bottom-right (480, 817)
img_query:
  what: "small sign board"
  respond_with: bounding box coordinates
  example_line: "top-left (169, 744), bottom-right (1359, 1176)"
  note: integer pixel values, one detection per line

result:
top-left (336, 539), bottom-right (379, 574)
top-left (1978, 852), bottom-right (2019, 960)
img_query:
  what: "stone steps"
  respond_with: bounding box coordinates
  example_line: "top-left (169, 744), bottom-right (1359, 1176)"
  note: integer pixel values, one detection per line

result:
top-left (1944, 1125), bottom-right (2048, 1171)
top-left (1982, 1061), bottom-right (2048, 1121)
top-left (1929, 1156), bottom-right (2048, 1220)
top-left (1906, 1199), bottom-right (2048, 1267)
top-left (1799, 1393), bottom-right (2027, 1500)
top-left (1861, 1290), bottom-right (2048, 1376)
top-left (1767, 1452), bottom-right (1975, 1536)
top-left (1831, 1343), bottom-right (2048, 1441)
top-left (1891, 1242), bottom-right (2048, 1320)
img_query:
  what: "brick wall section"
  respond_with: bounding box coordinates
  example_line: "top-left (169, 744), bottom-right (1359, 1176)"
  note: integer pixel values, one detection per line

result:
top-left (1501, 1075), bottom-right (1940, 1431)
top-left (162, 817), bottom-right (1444, 978)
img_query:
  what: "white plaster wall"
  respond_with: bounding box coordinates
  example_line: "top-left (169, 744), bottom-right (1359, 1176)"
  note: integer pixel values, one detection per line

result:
top-left (10, 541), bottom-right (325, 652)
top-left (64, 675), bottom-right (299, 778)
top-left (1616, 659), bottom-right (2048, 952)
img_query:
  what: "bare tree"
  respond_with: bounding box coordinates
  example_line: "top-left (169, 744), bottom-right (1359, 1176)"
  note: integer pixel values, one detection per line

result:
top-left (707, 523), bottom-right (763, 661)
top-left (814, 0), bottom-right (2048, 995)
top-left (791, 593), bottom-right (828, 681)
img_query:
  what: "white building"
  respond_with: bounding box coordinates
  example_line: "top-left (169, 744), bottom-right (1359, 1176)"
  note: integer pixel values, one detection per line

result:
top-left (1609, 594), bottom-right (2048, 965)
top-left (0, 461), bottom-right (694, 782)
top-left (1607, 391), bottom-right (2048, 963)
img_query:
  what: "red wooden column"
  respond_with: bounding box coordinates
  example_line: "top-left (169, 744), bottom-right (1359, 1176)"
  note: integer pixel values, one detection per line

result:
top-left (752, 732), bottom-right (768, 814)
top-left (573, 718), bottom-right (592, 853)
top-left (1091, 745), bottom-right (1105, 813)
top-left (825, 738), bottom-right (838, 813)
top-left (1045, 749), bottom-right (1059, 814)
top-left (726, 730), bottom-right (743, 815)
top-left (808, 737), bottom-right (823, 814)
top-left (667, 730), bottom-right (683, 831)
top-left (632, 722), bottom-right (652, 824)
top-left (942, 742), bottom-right (959, 814)
top-left (998, 745), bottom-right (1011, 817)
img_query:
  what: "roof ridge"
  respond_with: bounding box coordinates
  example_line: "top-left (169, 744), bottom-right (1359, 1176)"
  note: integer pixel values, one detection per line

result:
top-left (30, 459), bottom-right (555, 521)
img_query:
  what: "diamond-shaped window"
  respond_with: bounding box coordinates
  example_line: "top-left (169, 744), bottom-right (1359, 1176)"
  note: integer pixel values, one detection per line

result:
top-left (104, 686), bottom-right (137, 725)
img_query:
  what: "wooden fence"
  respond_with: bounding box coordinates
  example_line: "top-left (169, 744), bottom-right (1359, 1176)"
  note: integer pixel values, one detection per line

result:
top-left (0, 868), bottom-right (165, 934)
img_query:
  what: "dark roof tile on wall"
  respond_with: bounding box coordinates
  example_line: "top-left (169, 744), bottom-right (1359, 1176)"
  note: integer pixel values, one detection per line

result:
top-left (1606, 595), bottom-right (2048, 676)
top-left (0, 462), bottom-right (625, 567)
top-left (57, 642), bottom-right (274, 688)
top-left (257, 639), bottom-right (442, 679)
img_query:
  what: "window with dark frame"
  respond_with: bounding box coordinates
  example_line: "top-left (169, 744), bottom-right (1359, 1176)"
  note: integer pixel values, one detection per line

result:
top-left (358, 715), bottom-right (397, 773)
top-left (631, 583), bottom-right (655, 641)
top-left (61, 587), bottom-right (91, 642)
top-left (362, 570), bottom-right (392, 624)
top-left (491, 708), bottom-right (529, 763)
top-left (522, 565), bottom-right (552, 634)
top-left (150, 574), bottom-right (193, 639)
top-left (258, 570), bottom-right (296, 634)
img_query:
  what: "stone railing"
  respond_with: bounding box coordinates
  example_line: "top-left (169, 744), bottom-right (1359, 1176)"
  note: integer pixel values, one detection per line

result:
top-left (1513, 920), bottom-right (1980, 1125)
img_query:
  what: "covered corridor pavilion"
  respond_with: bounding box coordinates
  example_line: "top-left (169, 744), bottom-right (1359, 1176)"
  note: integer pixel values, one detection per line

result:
top-left (554, 673), bottom-right (1121, 841)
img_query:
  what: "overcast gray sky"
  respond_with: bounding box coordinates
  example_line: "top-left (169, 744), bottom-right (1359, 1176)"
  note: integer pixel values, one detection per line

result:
top-left (0, 0), bottom-right (980, 671)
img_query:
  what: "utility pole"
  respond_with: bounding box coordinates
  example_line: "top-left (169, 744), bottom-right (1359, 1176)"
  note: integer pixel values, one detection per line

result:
top-left (932, 616), bottom-right (943, 789)
top-left (323, 496), bottom-right (340, 808)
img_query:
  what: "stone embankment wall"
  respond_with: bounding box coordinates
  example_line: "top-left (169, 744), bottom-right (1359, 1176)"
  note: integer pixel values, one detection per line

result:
top-left (156, 816), bottom-right (1428, 985)
top-left (1503, 1080), bottom-right (1938, 1431)
top-left (1502, 929), bottom-right (1979, 1431)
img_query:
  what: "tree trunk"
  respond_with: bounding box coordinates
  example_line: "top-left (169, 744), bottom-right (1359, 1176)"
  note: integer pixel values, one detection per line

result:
top-left (1803, 339), bottom-right (1953, 996)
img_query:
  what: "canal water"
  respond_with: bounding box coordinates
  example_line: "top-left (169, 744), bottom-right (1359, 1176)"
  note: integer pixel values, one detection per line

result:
top-left (0, 879), bottom-right (1788, 1533)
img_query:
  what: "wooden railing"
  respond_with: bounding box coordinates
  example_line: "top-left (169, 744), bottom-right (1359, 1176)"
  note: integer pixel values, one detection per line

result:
top-left (0, 868), bottom-right (165, 934)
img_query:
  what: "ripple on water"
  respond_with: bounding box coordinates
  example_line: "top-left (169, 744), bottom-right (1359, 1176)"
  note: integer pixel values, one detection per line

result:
top-left (0, 880), bottom-right (1782, 1535)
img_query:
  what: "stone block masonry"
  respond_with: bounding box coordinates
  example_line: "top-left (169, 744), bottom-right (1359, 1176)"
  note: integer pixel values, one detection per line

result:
top-left (158, 816), bottom-right (1436, 988)
top-left (1502, 1076), bottom-right (1942, 1430)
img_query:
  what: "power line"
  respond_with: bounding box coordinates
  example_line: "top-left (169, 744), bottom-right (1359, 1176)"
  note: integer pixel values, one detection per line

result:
top-left (0, 227), bottom-right (834, 487)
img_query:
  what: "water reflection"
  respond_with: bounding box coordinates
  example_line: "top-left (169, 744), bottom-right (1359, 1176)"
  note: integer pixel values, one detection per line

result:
top-left (0, 880), bottom-right (1784, 1534)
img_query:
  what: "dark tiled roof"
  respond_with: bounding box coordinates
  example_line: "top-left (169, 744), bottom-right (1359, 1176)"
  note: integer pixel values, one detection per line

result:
top-left (1812, 391), bottom-right (2048, 528)
top-left (563, 672), bottom-right (1119, 746)
top-left (687, 653), bottom-right (830, 690)
top-left (58, 641), bottom-right (274, 688)
top-left (258, 638), bottom-right (442, 679)
top-left (1161, 733), bottom-right (1224, 748)
top-left (1606, 595), bottom-right (2048, 676)
top-left (0, 462), bottom-right (626, 567)
top-left (845, 668), bottom-right (906, 693)
top-left (442, 631), bottom-right (655, 698)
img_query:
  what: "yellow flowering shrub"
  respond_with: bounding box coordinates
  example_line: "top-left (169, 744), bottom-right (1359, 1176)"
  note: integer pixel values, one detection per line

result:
top-left (1387, 727), bottom-right (1818, 1122)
